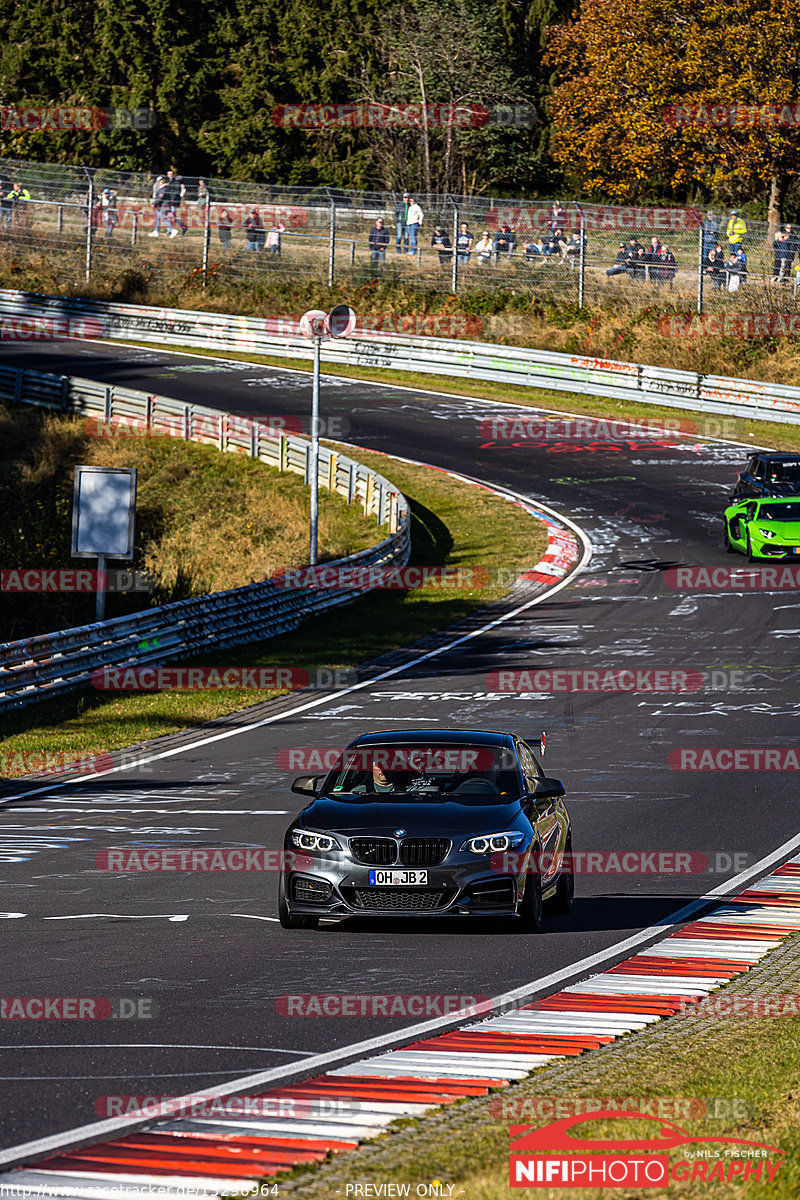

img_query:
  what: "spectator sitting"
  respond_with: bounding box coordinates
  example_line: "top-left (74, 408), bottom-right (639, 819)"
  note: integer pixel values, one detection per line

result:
top-left (369, 217), bottom-right (390, 263)
top-left (725, 246), bottom-right (746, 291)
top-left (656, 244), bottom-right (676, 287)
top-left (629, 246), bottom-right (650, 281)
top-left (733, 244), bottom-right (747, 282)
top-left (549, 227), bottom-right (569, 258)
top-left (265, 219), bottom-right (286, 255)
top-left (245, 207), bottom-right (264, 251)
top-left (648, 236), bottom-right (662, 259)
top-left (701, 209), bottom-right (720, 257)
top-left (475, 230), bottom-right (493, 265)
top-left (525, 236), bottom-right (550, 260)
top-left (456, 222), bottom-right (473, 263)
top-left (726, 209), bottom-right (747, 253)
top-left (218, 208), bottom-right (233, 250)
top-left (564, 231), bottom-right (585, 259)
top-left (494, 223), bottom-right (515, 255)
top-left (431, 226), bottom-right (452, 263)
top-left (606, 242), bottom-right (629, 277)
top-left (704, 244), bottom-right (726, 290)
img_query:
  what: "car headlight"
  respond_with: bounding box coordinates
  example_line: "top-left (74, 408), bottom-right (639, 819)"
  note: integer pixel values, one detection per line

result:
top-left (290, 829), bottom-right (341, 853)
top-left (460, 830), bottom-right (526, 855)
top-left (758, 528), bottom-right (776, 539)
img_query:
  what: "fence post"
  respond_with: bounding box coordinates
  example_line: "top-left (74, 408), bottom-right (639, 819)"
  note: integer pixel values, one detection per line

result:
top-left (450, 198), bottom-right (459, 294)
top-left (350, 240), bottom-right (355, 265)
top-left (327, 191), bottom-right (336, 287)
top-left (697, 225), bottom-right (705, 315)
top-left (202, 195), bottom-right (211, 286)
top-left (131, 212), bottom-right (138, 246)
top-left (577, 203), bottom-right (585, 309)
top-left (57, 206), bottom-right (63, 233)
top-left (84, 177), bottom-right (94, 283)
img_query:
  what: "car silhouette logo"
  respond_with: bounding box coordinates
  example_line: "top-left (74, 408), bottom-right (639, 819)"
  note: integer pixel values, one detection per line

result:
top-left (394, 828), bottom-right (406, 836)
top-left (510, 1111), bottom-right (784, 1156)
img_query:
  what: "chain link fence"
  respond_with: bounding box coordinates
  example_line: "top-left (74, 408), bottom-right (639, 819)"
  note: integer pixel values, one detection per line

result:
top-left (0, 155), bottom-right (798, 315)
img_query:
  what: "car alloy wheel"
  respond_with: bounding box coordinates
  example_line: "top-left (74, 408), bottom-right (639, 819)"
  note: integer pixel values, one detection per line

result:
top-left (278, 875), bottom-right (319, 930)
top-left (746, 532), bottom-right (757, 563)
top-left (517, 856), bottom-right (543, 933)
top-left (724, 524), bottom-right (736, 554)
top-left (550, 835), bottom-right (575, 915)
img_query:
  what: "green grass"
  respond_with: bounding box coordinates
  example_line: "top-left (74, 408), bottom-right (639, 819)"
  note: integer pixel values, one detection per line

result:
top-left (0, 448), bottom-right (547, 773)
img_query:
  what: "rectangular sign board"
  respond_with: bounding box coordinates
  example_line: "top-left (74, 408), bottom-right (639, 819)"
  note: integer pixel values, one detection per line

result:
top-left (71, 466), bottom-right (137, 560)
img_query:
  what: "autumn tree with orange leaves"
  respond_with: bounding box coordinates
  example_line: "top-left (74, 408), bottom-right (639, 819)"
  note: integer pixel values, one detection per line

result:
top-left (546, 0), bottom-right (800, 227)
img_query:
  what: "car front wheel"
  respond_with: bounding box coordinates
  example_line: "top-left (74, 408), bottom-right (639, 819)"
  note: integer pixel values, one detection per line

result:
top-left (517, 861), bottom-right (543, 932)
top-left (278, 875), bottom-right (319, 930)
top-left (550, 835), bottom-right (575, 915)
top-left (724, 524), bottom-right (736, 554)
top-left (746, 532), bottom-right (758, 562)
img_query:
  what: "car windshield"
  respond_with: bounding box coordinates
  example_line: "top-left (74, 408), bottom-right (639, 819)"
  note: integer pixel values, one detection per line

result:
top-left (325, 743), bottom-right (521, 800)
top-left (758, 502), bottom-right (800, 520)
top-left (766, 463), bottom-right (800, 482)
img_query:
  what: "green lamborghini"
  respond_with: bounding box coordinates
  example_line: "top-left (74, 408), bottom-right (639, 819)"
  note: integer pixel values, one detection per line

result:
top-left (723, 497), bottom-right (800, 560)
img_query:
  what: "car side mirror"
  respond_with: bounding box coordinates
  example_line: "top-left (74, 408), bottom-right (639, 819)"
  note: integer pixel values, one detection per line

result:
top-left (291, 775), bottom-right (322, 796)
top-left (533, 777), bottom-right (565, 801)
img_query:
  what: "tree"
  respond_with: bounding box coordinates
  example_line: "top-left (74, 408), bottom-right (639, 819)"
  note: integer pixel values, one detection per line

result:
top-left (546, 0), bottom-right (800, 225)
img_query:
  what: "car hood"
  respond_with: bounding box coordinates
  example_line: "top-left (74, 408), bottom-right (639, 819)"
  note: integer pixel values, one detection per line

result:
top-left (299, 795), bottom-right (523, 837)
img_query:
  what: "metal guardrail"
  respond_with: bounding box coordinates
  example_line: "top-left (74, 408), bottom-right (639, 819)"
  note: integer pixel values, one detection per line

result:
top-left (1, 289), bottom-right (798, 426)
top-left (0, 364), bottom-right (410, 713)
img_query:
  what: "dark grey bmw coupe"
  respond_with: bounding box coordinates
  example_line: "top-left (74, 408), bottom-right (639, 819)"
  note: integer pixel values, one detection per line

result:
top-left (278, 728), bottom-right (573, 931)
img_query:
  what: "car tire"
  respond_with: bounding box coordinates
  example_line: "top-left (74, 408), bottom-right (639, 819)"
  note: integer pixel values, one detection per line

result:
top-left (550, 835), bottom-right (575, 915)
top-left (746, 532), bottom-right (757, 563)
top-left (517, 859), bottom-right (543, 933)
top-left (723, 524), bottom-right (736, 554)
top-left (278, 876), bottom-right (319, 930)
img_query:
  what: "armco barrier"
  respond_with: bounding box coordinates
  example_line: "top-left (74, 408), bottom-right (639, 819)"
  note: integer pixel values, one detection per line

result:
top-left (1, 289), bottom-right (800, 426)
top-left (0, 367), bottom-right (410, 714)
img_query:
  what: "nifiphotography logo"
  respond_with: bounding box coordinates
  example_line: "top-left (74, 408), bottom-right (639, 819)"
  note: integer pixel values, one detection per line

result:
top-left (508, 1111), bottom-right (784, 1188)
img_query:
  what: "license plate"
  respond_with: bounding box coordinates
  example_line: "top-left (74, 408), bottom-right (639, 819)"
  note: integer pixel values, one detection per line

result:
top-left (368, 869), bottom-right (428, 886)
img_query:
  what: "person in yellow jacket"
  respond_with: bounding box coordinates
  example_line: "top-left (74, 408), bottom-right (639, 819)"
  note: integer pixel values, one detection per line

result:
top-left (726, 210), bottom-right (747, 253)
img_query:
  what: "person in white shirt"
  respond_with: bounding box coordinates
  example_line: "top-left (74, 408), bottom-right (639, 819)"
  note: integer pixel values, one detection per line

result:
top-left (405, 197), bottom-right (424, 253)
top-left (475, 230), bottom-right (493, 266)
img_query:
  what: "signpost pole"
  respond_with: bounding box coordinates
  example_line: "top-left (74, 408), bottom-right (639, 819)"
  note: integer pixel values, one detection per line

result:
top-left (96, 554), bottom-right (106, 622)
top-left (309, 337), bottom-right (321, 566)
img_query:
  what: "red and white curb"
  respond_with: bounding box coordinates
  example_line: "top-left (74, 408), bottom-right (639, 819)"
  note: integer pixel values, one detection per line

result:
top-left (1, 858), bottom-right (799, 1196)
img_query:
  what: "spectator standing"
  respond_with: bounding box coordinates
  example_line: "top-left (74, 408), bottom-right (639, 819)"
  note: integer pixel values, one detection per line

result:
top-left (494, 222), bottom-right (515, 255)
top-left (475, 229), bottom-right (493, 266)
top-left (265, 219), bottom-right (286, 255)
top-left (9, 181), bottom-right (32, 232)
top-left (456, 222), bottom-right (473, 264)
top-left (218, 208), bottom-right (233, 250)
top-left (369, 217), bottom-right (390, 263)
top-left (726, 209), bottom-right (747, 254)
top-left (549, 200), bottom-right (564, 232)
top-left (163, 169), bottom-right (185, 235)
top-left (704, 244), bottom-right (726, 290)
top-left (701, 210), bottom-right (720, 256)
top-left (394, 192), bottom-right (410, 254)
top-left (0, 179), bottom-right (12, 229)
top-left (785, 224), bottom-right (800, 278)
top-left (431, 225), bottom-right (452, 264)
top-left (150, 176), bottom-right (175, 237)
top-left (101, 188), bottom-right (118, 238)
top-left (196, 179), bottom-right (211, 210)
top-left (245, 207), bottom-right (264, 251)
top-left (725, 247), bottom-right (745, 291)
top-left (405, 196), bottom-right (423, 254)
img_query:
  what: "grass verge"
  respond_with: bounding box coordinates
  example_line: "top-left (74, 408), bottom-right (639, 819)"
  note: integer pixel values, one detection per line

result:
top-left (0, 448), bottom-right (548, 773)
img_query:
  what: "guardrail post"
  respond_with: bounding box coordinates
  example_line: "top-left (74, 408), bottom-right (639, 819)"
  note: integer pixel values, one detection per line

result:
top-left (347, 461), bottom-right (355, 503)
top-left (13, 369), bottom-right (23, 404)
top-left (103, 386), bottom-right (112, 421)
top-left (365, 471), bottom-right (374, 516)
top-left (697, 225), bottom-right (705, 315)
top-left (280, 434), bottom-right (288, 472)
top-left (250, 419), bottom-right (258, 459)
top-left (60, 376), bottom-right (70, 411)
top-left (218, 413), bottom-right (225, 451)
top-left (183, 406), bottom-right (191, 440)
top-left (329, 450), bottom-right (337, 492)
top-left (145, 394), bottom-right (153, 431)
